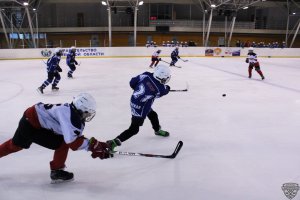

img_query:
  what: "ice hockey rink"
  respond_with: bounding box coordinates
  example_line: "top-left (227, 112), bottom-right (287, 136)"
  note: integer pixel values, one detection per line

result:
top-left (0, 56), bottom-right (300, 200)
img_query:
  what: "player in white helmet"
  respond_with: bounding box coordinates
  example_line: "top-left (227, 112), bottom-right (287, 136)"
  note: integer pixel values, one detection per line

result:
top-left (0, 93), bottom-right (111, 183)
top-left (37, 47), bottom-right (63, 94)
top-left (106, 65), bottom-right (171, 151)
top-left (246, 47), bottom-right (265, 80)
top-left (149, 49), bottom-right (162, 68)
top-left (66, 46), bottom-right (78, 78)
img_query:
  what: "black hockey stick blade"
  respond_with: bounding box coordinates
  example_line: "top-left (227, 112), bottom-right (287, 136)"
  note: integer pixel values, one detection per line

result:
top-left (168, 140), bottom-right (183, 158)
top-left (111, 141), bottom-right (183, 159)
top-left (180, 58), bottom-right (188, 62)
top-left (170, 82), bottom-right (189, 92)
top-left (170, 89), bottom-right (188, 92)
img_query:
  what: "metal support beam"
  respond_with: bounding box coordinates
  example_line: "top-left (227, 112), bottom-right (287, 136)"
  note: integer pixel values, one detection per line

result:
top-left (134, 4), bottom-right (138, 47)
top-left (205, 9), bottom-right (213, 47)
top-left (285, 0), bottom-right (290, 45)
top-left (290, 20), bottom-right (300, 48)
top-left (107, 2), bottom-right (112, 47)
top-left (203, 11), bottom-right (205, 46)
top-left (224, 16), bottom-right (228, 47)
top-left (35, 12), bottom-right (39, 48)
top-left (0, 10), bottom-right (11, 48)
top-left (25, 6), bottom-right (36, 48)
top-left (227, 15), bottom-right (236, 47)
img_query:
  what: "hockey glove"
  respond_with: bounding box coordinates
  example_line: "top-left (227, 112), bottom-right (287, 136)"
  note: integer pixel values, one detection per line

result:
top-left (245, 58), bottom-right (249, 63)
top-left (75, 60), bottom-right (78, 65)
top-left (166, 85), bottom-right (171, 91)
top-left (57, 66), bottom-right (62, 72)
top-left (88, 137), bottom-right (111, 159)
top-left (106, 138), bottom-right (122, 151)
top-left (158, 58), bottom-right (162, 61)
top-left (178, 56), bottom-right (180, 59)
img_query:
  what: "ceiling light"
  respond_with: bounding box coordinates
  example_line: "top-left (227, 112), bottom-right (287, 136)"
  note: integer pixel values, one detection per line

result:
top-left (211, 4), bottom-right (216, 8)
top-left (101, 1), bottom-right (107, 6)
top-left (23, 2), bottom-right (29, 6)
top-left (138, 1), bottom-right (144, 5)
top-left (243, 6), bottom-right (248, 9)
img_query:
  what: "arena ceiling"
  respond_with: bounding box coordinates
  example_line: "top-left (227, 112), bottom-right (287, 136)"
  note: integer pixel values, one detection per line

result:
top-left (0, 0), bottom-right (299, 12)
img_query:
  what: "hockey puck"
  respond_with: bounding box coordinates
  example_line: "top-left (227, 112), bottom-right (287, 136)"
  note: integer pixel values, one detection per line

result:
top-left (222, 94), bottom-right (226, 97)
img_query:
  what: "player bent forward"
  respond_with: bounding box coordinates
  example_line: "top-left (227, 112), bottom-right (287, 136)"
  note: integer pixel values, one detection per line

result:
top-left (246, 47), bottom-right (265, 80)
top-left (0, 93), bottom-right (111, 183)
top-left (106, 65), bottom-right (171, 150)
top-left (149, 49), bottom-right (161, 68)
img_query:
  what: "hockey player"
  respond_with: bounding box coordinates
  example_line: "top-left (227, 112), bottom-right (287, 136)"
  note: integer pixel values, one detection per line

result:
top-left (0, 93), bottom-right (111, 183)
top-left (37, 47), bottom-right (63, 94)
top-left (149, 49), bottom-right (161, 68)
top-left (106, 65), bottom-right (171, 150)
top-left (66, 46), bottom-right (78, 78)
top-left (170, 47), bottom-right (180, 67)
top-left (246, 47), bottom-right (265, 80)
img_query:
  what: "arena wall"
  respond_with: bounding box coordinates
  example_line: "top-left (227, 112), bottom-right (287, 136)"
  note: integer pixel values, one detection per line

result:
top-left (0, 47), bottom-right (299, 60)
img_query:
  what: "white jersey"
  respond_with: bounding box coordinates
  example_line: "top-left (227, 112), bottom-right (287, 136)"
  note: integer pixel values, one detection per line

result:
top-left (35, 102), bottom-right (88, 149)
top-left (152, 51), bottom-right (160, 58)
top-left (247, 52), bottom-right (258, 64)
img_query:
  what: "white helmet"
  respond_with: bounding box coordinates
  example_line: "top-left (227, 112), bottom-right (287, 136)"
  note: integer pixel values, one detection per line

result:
top-left (72, 93), bottom-right (96, 122)
top-left (248, 47), bottom-right (254, 52)
top-left (153, 65), bottom-right (171, 84)
top-left (70, 46), bottom-right (76, 52)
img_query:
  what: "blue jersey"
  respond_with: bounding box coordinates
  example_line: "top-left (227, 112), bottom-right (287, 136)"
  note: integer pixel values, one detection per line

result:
top-left (66, 51), bottom-right (76, 66)
top-left (47, 55), bottom-right (61, 73)
top-left (130, 72), bottom-right (169, 118)
top-left (171, 49), bottom-right (179, 58)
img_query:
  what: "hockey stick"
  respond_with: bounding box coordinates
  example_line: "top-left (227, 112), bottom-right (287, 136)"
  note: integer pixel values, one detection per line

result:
top-left (160, 59), bottom-right (182, 68)
top-left (170, 89), bottom-right (188, 92)
top-left (180, 58), bottom-right (188, 62)
top-left (111, 141), bottom-right (183, 159)
top-left (170, 82), bottom-right (189, 92)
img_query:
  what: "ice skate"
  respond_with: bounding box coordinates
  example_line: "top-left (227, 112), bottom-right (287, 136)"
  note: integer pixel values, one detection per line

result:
top-left (50, 169), bottom-right (74, 184)
top-left (155, 128), bottom-right (169, 137)
top-left (52, 85), bottom-right (59, 91)
top-left (68, 73), bottom-right (73, 78)
top-left (37, 86), bottom-right (44, 94)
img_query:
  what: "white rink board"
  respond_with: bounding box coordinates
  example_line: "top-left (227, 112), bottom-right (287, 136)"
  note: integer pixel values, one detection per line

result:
top-left (0, 47), bottom-right (300, 59)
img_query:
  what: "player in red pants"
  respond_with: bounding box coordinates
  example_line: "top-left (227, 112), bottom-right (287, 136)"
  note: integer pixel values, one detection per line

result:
top-left (0, 93), bottom-right (111, 183)
top-left (149, 49), bottom-right (161, 68)
top-left (246, 47), bottom-right (265, 80)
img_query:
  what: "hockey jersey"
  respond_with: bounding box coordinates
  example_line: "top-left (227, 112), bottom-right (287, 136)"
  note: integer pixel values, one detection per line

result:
top-left (171, 49), bottom-right (179, 58)
top-left (247, 52), bottom-right (258, 64)
top-left (66, 51), bottom-right (77, 66)
top-left (47, 54), bottom-right (61, 73)
top-left (152, 51), bottom-right (160, 58)
top-left (34, 103), bottom-right (88, 150)
top-left (129, 72), bottom-right (169, 118)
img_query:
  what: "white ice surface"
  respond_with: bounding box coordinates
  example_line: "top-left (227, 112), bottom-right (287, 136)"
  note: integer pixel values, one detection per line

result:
top-left (0, 57), bottom-right (300, 200)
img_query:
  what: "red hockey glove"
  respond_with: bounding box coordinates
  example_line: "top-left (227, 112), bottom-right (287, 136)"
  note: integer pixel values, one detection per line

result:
top-left (88, 137), bottom-right (111, 159)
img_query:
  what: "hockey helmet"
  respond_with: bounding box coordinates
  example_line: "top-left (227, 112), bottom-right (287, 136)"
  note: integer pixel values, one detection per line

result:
top-left (70, 46), bottom-right (76, 53)
top-left (54, 47), bottom-right (63, 56)
top-left (72, 93), bottom-right (97, 122)
top-left (248, 47), bottom-right (254, 53)
top-left (153, 65), bottom-right (171, 84)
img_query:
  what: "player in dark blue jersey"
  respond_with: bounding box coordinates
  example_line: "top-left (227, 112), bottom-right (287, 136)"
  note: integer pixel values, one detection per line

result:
top-left (170, 47), bottom-right (180, 66)
top-left (37, 48), bottom-right (63, 94)
top-left (66, 46), bottom-right (78, 78)
top-left (106, 65), bottom-right (172, 150)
